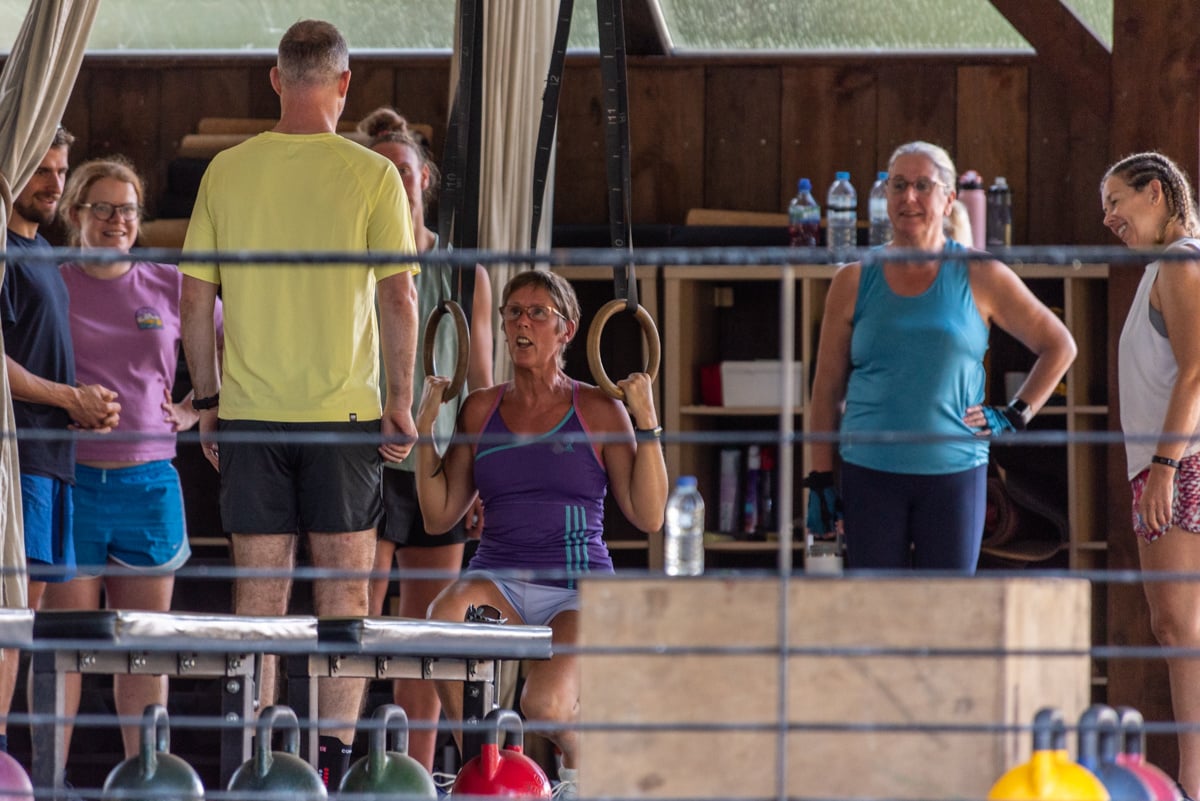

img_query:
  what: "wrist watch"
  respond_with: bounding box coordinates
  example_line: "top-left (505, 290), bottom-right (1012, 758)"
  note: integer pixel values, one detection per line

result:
top-left (191, 393), bottom-right (220, 411)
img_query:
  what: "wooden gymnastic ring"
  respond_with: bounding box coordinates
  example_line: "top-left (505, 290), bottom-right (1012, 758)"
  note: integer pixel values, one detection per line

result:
top-left (586, 299), bottom-right (661, 400)
top-left (422, 300), bottom-right (470, 402)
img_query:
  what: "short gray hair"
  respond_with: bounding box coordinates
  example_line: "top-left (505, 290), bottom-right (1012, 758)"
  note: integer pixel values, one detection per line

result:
top-left (277, 19), bottom-right (348, 86)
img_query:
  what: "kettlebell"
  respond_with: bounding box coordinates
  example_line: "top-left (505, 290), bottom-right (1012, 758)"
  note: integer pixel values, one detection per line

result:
top-left (1077, 704), bottom-right (1155, 801)
top-left (1115, 707), bottom-right (1183, 801)
top-left (450, 709), bottom-right (551, 798)
top-left (988, 707), bottom-right (1110, 801)
top-left (0, 749), bottom-right (33, 801)
top-left (339, 705), bottom-right (436, 798)
top-left (102, 704), bottom-right (204, 801)
top-left (227, 705), bottom-right (326, 800)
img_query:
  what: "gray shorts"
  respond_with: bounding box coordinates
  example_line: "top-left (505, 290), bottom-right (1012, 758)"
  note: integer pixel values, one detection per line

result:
top-left (472, 571), bottom-right (579, 626)
top-left (218, 419), bottom-right (383, 534)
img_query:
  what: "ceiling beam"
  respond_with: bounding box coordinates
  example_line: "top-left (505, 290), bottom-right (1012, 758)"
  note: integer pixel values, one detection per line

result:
top-left (987, 0), bottom-right (1110, 116)
top-left (623, 0), bottom-right (668, 56)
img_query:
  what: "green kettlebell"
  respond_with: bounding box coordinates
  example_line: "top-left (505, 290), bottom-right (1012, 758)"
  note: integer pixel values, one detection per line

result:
top-left (102, 704), bottom-right (204, 801)
top-left (339, 705), bottom-right (436, 798)
top-left (988, 707), bottom-right (1110, 801)
top-left (227, 705), bottom-right (327, 800)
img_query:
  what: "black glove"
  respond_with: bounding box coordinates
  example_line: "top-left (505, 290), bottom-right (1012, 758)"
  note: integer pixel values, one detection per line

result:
top-left (803, 471), bottom-right (844, 538)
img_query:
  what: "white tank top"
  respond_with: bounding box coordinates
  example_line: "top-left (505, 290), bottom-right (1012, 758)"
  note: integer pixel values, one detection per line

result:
top-left (1118, 237), bottom-right (1200, 478)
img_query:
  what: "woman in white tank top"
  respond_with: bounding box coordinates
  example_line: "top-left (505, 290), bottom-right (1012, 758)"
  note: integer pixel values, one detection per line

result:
top-left (1105, 150), bottom-right (1200, 797)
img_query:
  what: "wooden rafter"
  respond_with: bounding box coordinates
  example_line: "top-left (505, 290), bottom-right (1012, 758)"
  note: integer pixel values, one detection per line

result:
top-left (988, 0), bottom-right (1111, 116)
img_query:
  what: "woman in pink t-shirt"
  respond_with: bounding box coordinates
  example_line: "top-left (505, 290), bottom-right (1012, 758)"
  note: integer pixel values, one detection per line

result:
top-left (45, 157), bottom-right (218, 765)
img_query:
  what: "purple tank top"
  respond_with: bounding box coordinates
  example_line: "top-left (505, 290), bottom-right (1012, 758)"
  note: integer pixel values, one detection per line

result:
top-left (470, 381), bottom-right (613, 588)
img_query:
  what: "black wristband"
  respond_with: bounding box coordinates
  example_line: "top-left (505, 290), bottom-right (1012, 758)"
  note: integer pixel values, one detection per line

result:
top-left (191, 393), bottom-right (220, 411)
top-left (635, 425), bottom-right (663, 442)
top-left (1002, 398), bottom-right (1031, 431)
top-left (1152, 454), bottom-right (1182, 470)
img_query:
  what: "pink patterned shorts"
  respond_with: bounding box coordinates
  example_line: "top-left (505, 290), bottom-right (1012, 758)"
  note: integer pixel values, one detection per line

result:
top-left (1131, 453), bottom-right (1200, 543)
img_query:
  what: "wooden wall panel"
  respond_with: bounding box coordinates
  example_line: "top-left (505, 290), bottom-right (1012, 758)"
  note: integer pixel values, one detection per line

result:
top-left (627, 65), bottom-right (705, 224)
top-left (875, 63), bottom-right (956, 171)
top-left (86, 68), bottom-right (163, 212)
top-left (343, 61), bottom-right (397, 124)
top-left (703, 66), bottom-right (781, 212)
top-left (554, 60), bottom-right (607, 225)
top-left (390, 64), bottom-right (453, 158)
top-left (780, 66), bottom-right (877, 212)
top-left (955, 65), bottom-right (1027, 243)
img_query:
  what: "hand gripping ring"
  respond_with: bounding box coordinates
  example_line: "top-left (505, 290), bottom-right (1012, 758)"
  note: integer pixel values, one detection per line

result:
top-left (422, 300), bottom-right (470, 402)
top-left (586, 299), bottom-right (661, 400)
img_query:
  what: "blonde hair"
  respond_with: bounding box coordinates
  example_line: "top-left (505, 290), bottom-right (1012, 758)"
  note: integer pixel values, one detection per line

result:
top-left (501, 270), bottom-right (581, 368)
top-left (59, 157), bottom-right (144, 246)
top-left (944, 200), bottom-right (973, 247)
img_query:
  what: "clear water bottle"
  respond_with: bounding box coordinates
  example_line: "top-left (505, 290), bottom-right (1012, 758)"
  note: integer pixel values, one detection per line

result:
top-left (826, 171), bottom-right (857, 255)
top-left (986, 176), bottom-right (1012, 248)
top-left (665, 476), bottom-right (704, 576)
top-left (868, 171), bottom-right (891, 247)
top-left (787, 178), bottom-right (821, 248)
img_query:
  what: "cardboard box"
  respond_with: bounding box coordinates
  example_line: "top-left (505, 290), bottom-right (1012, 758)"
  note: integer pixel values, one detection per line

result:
top-left (720, 360), bottom-right (803, 407)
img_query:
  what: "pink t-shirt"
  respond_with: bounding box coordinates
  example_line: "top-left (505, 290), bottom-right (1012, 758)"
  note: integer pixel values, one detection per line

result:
top-left (61, 261), bottom-right (221, 462)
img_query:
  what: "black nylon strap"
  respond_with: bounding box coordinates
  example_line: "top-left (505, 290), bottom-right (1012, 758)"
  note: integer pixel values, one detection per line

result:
top-left (530, 0), bottom-right (575, 250)
top-left (439, 0), bottom-right (484, 251)
top-left (596, 0), bottom-right (637, 310)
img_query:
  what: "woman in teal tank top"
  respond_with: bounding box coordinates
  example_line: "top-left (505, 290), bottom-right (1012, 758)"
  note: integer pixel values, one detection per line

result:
top-left (807, 141), bottom-right (1077, 571)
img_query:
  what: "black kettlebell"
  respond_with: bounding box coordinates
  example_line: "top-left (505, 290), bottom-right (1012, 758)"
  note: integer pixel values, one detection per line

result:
top-left (226, 705), bottom-right (326, 799)
top-left (339, 705), bottom-right (436, 798)
top-left (102, 704), bottom-right (204, 801)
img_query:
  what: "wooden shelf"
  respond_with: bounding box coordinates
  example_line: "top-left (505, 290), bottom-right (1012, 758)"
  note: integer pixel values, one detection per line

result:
top-left (681, 405), bottom-right (804, 416)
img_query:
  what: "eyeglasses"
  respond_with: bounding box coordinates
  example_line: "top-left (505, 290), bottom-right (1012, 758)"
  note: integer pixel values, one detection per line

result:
top-left (78, 202), bottom-right (141, 222)
top-left (499, 303), bottom-right (566, 323)
top-left (886, 177), bottom-right (948, 196)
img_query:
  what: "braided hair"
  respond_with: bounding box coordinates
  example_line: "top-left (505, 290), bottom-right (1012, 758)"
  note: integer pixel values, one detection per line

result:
top-left (1103, 151), bottom-right (1200, 241)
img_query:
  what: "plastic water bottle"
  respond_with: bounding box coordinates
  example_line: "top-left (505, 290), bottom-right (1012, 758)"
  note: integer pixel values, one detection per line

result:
top-left (665, 476), bottom-right (704, 576)
top-left (957, 170), bottom-right (987, 250)
top-left (826, 171), bottom-right (857, 256)
top-left (787, 178), bottom-right (821, 248)
top-left (986, 176), bottom-right (1012, 248)
top-left (867, 171), bottom-right (891, 247)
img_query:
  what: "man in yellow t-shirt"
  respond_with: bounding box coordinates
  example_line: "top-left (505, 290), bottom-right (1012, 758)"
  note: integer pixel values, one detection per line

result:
top-left (179, 19), bottom-right (418, 788)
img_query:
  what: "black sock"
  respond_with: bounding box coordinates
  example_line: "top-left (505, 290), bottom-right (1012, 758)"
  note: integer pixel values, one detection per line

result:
top-left (317, 734), bottom-right (353, 789)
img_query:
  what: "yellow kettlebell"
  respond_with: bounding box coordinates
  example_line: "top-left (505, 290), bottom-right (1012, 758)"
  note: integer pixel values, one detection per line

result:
top-left (988, 707), bottom-right (1111, 801)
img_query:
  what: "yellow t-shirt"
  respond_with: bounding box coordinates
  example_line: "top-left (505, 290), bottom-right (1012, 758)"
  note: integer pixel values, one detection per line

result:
top-left (181, 132), bottom-right (418, 422)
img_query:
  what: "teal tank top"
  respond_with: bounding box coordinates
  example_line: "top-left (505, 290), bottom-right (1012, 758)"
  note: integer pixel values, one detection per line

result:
top-left (839, 241), bottom-right (990, 474)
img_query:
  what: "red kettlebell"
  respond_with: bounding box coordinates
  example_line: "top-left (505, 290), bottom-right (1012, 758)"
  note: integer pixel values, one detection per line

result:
top-left (450, 709), bottom-right (551, 798)
top-left (1115, 707), bottom-right (1183, 801)
top-left (0, 749), bottom-right (32, 801)
top-left (103, 704), bottom-right (204, 801)
top-left (227, 706), bottom-right (327, 800)
top-left (339, 705), bottom-right (436, 798)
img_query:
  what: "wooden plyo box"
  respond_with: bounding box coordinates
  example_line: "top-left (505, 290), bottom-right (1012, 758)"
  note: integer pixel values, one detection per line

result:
top-left (578, 576), bottom-right (1090, 801)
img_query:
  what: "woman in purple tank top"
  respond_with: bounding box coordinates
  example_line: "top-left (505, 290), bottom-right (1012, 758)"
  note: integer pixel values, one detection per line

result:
top-left (414, 270), bottom-right (668, 789)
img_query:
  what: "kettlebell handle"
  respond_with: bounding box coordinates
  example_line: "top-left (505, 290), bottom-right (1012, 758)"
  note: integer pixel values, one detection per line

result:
top-left (138, 703), bottom-right (171, 779)
top-left (368, 704), bottom-right (411, 781)
top-left (1077, 704), bottom-right (1120, 765)
top-left (1117, 706), bottom-right (1147, 757)
top-left (1032, 707), bottom-right (1067, 752)
top-left (485, 708), bottom-right (525, 751)
top-left (255, 705), bottom-right (301, 778)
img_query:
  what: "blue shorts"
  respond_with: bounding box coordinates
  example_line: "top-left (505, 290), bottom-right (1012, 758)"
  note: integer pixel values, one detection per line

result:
top-left (20, 474), bottom-right (75, 583)
top-left (72, 461), bottom-right (190, 577)
top-left (473, 572), bottom-right (579, 626)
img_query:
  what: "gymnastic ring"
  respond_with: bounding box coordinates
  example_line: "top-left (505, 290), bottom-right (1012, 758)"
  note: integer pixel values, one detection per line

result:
top-left (586, 299), bottom-right (661, 401)
top-left (422, 300), bottom-right (470, 402)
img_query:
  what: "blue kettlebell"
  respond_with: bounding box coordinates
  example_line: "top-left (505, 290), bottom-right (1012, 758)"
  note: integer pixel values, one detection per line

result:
top-left (1077, 704), bottom-right (1155, 801)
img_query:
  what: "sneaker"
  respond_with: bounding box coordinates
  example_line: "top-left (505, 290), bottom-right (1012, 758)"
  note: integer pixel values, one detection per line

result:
top-left (1177, 780), bottom-right (1196, 801)
top-left (432, 771), bottom-right (457, 797)
top-left (552, 766), bottom-right (578, 800)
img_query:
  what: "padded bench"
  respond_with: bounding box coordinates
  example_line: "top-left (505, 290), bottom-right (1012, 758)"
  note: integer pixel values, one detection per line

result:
top-left (287, 616), bottom-right (553, 764)
top-left (30, 610), bottom-right (318, 790)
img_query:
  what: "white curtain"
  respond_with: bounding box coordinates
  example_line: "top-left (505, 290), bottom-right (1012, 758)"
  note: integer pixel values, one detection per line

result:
top-left (452, 1), bottom-right (557, 382)
top-left (0, 0), bottom-right (101, 608)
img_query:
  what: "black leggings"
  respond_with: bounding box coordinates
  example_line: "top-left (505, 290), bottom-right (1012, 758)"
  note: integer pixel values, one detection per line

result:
top-left (840, 462), bottom-right (987, 573)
